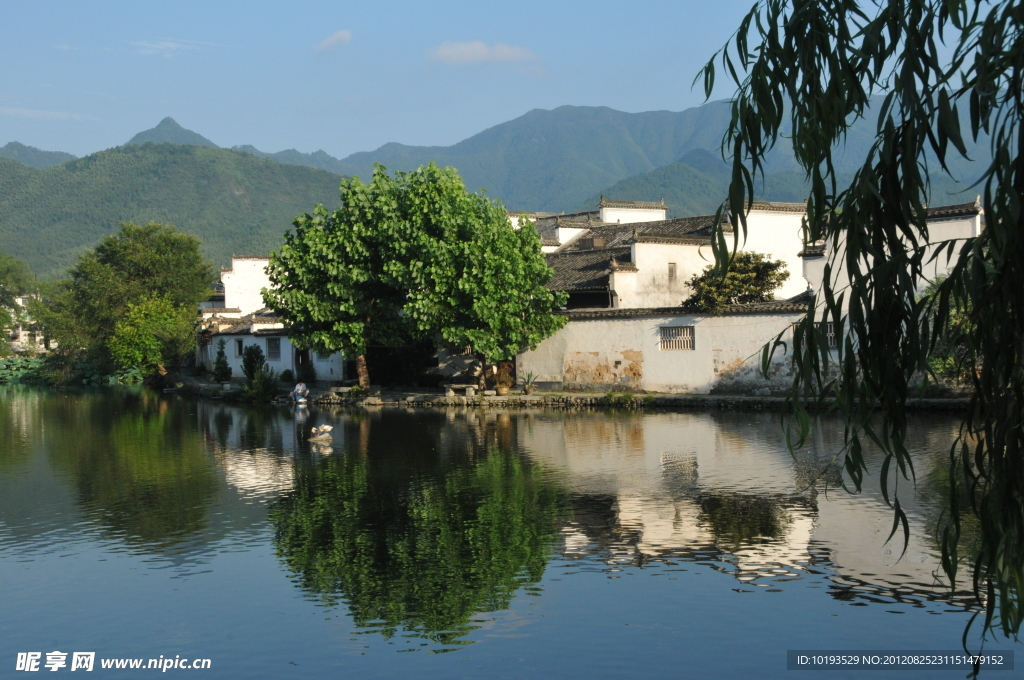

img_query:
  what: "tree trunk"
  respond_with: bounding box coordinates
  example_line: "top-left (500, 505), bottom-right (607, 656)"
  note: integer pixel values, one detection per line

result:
top-left (356, 354), bottom-right (370, 388)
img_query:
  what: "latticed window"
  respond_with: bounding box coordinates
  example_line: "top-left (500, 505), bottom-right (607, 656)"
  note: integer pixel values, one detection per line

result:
top-left (660, 325), bottom-right (695, 351)
top-left (791, 321), bottom-right (838, 349)
top-left (266, 337), bottom-right (281, 361)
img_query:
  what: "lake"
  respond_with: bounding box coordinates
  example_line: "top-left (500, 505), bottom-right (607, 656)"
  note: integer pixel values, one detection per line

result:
top-left (0, 387), bottom-right (1017, 678)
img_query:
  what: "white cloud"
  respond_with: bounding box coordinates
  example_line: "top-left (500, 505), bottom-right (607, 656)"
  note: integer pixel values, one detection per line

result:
top-left (429, 41), bottom-right (536, 64)
top-left (0, 107), bottom-right (85, 121)
top-left (315, 30), bottom-right (352, 51)
top-left (130, 39), bottom-right (207, 58)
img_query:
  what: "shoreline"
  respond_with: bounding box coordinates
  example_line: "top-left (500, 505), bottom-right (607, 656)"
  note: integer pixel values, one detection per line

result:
top-left (307, 390), bottom-right (970, 413)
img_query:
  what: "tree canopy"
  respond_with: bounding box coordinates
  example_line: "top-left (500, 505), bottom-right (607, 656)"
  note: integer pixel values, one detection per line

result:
top-left (265, 164), bottom-right (566, 386)
top-left (682, 251), bottom-right (789, 312)
top-left (36, 222), bottom-right (214, 377)
top-left (702, 0), bottom-right (1024, 652)
top-left (0, 252), bottom-right (34, 338)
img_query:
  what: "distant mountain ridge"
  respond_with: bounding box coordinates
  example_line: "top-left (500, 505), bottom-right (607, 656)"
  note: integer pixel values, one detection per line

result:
top-left (0, 102), bottom-right (993, 278)
top-left (127, 117), bottom-right (218, 147)
top-left (585, 148), bottom-right (983, 219)
top-left (0, 142), bottom-right (76, 169)
top-left (5, 102), bottom-right (993, 214)
top-left (0, 144), bottom-right (342, 278)
top-left (231, 145), bottom-right (350, 174)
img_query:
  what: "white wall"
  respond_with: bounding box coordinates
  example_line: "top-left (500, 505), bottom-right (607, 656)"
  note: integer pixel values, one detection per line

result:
top-left (599, 206), bottom-right (667, 224)
top-left (802, 213), bottom-right (981, 298)
top-left (626, 242), bottom-right (709, 308)
top-left (221, 258), bottom-right (272, 316)
top-left (518, 311), bottom-right (803, 393)
top-left (737, 208), bottom-right (808, 299)
top-left (203, 334), bottom-right (344, 382)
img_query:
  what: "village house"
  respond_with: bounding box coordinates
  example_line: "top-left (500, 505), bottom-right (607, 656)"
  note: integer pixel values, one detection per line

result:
top-left (517, 197), bottom-right (983, 394)
top-left (196, 256), bottom-right (345, 382)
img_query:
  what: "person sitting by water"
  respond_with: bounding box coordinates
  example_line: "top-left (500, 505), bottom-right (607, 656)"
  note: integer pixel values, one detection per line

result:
top-left (291, 381), bottom-right (309, 400)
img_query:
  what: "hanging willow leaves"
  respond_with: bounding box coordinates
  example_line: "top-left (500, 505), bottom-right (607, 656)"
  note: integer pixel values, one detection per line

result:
top-left (699, 0), bottom-right (1024, 659)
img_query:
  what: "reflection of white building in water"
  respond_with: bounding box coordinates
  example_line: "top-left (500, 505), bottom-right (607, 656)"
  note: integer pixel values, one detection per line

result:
top-left (521, 411), bottom-right (965, 601)
top-left (195, 401), bottom-right (340, 499)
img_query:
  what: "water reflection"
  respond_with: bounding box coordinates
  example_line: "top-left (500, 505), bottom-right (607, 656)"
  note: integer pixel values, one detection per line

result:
top-left (0, 388), bottom-right (992, 660)
top-left (42, 389), bottom-right (218, 546)
top-left (269, 413), bottom-right (566, 647)
top-left (524, 411), bottom-right (978, 610)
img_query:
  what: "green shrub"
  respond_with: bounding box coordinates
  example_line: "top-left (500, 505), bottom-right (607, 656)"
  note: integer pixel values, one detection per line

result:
top-left (242, 344), bottom-right (266, 381)
top-left (242, 365), bottom-right (279, 402)
top-left (212, 339), bottom-right (232, 382)
top-left (279, 368), bottom-right (294, 383)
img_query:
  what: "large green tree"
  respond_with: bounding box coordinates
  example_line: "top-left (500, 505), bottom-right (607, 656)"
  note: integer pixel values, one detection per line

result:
top-left (265, 164), bottom-right (566, 387)
top-left (702, 0), bottom-right (1024, 652)
top-left (0, 252), bottom-right (34, 338)
top-left (36, 222), bottom-right (214, 375)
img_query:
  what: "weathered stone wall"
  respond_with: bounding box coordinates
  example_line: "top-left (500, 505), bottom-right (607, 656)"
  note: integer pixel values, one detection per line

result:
top-left (518, 311), bottom-right (806, 394)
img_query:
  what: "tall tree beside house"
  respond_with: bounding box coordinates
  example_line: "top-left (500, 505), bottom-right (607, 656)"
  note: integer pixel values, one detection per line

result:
top-left (703, 0), bottom-right (1024, 650)
top-left (265, 164), bottom-right (566, 387)
top-left (682, 252), bottom-right (789, 313)
top-left (0, 252), bottom-right (34, 339)
top-left (35, 222), bottom-right (214, 378)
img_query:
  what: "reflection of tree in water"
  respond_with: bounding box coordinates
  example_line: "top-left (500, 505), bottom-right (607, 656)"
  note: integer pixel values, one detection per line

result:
top-left (212, 409), bottom-right (233, 451)
top-left (0, 385), bottom-right (40, 473)
top-left (270, 445), bottom-right (566, 646)
top-left (697, 493), bottom-right (794, 552)
top-left (44, 389), bottom-right (218, 547)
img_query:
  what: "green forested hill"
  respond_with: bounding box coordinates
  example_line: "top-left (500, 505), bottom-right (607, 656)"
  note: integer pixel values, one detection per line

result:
top-left (0, 144), bottom-right (342, 277)
top-left (0, 142), bottom-right (77, 169)
top-left (584, 148), bottom-right (984, 217)
top-left (336, 101), bottom-right (990, 213)
top-left (127, 117), bottom-right (219, 148)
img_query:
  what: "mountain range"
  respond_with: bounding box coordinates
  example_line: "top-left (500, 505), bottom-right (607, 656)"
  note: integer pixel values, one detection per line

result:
top-left (0, 145), bottom-right (341, 278)
top-left (1, 103), bottom-right (991, 276)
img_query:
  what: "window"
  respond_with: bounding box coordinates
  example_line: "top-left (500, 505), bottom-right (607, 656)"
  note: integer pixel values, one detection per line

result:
top-left (668, 262), bottom-right (677, 281)
top-left (266, 338), bottom-right (281, 361)
top-left (234, 339), bottom-right (243, 357)
top-left (316, 351), bottom-right (331, 362)
top-left (791, 321), bottom-right (838, 349)
top-left (660, 325), bottom-right (695, 351)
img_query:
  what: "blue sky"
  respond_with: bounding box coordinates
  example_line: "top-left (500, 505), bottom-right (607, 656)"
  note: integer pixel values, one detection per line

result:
top-left (1, 1), bottom-right (755, 158)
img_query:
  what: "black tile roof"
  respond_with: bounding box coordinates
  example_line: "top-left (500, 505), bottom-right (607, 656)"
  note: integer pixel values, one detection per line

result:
top-left (558, 215), bottom-right (731, 252)
top-left (545, 247), bottom-right (631, 291)
top-left (561, 298), bottom-right (810, 320)
top-left (926, 198), bottom-right (982, 219)
top-left (211, 308), bottom-right (284, 336)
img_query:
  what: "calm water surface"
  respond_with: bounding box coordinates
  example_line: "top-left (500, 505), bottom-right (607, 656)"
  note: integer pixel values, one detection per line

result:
top-left (0, 387), bottom-right (1018, 678)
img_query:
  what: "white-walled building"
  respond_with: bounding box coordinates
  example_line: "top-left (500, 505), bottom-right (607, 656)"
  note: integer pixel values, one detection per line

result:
top-left (519, 198), bottom-right (983, 393)
top-left (800, 199), bottom-right (984, 296)
top-left (539, 200), bottom-right (808, 308)
top-left (197, 256), bottom-right (345, 383)
top-left (518, 301), bottom-right (807, 393)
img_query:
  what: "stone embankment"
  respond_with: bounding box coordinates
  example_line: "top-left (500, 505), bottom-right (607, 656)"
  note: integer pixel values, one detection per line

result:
top-left (310, 390), bottom-right (969, 412)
